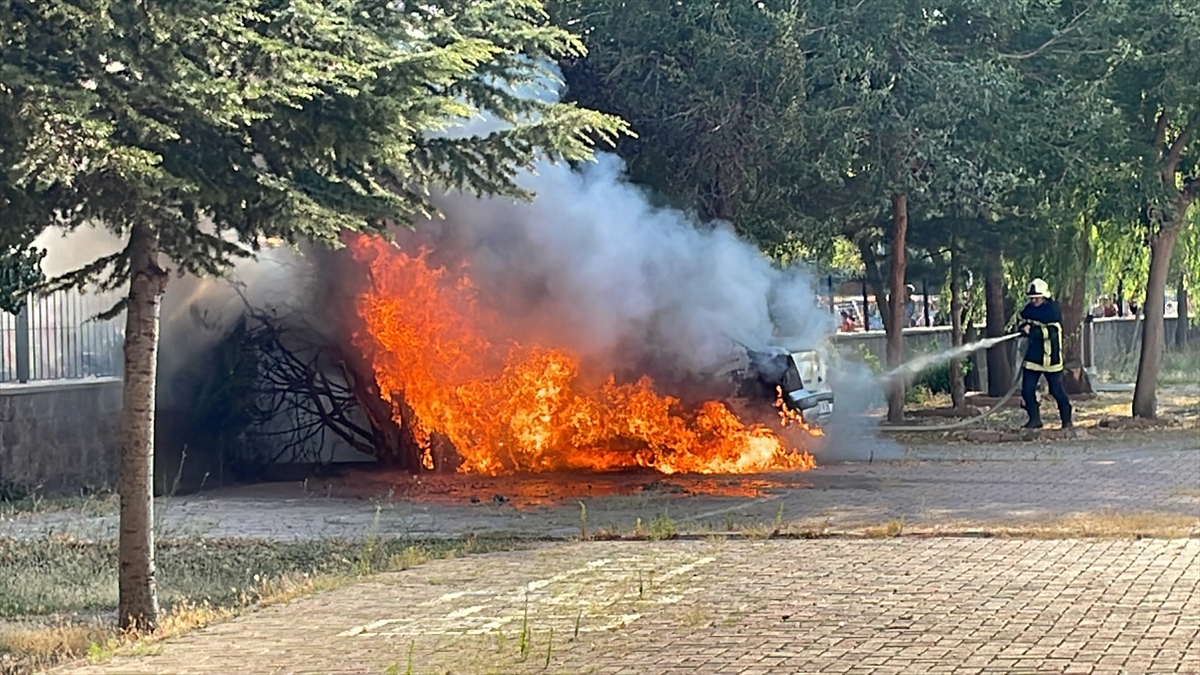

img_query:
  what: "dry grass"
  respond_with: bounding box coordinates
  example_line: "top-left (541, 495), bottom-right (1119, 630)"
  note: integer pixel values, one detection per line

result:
top-left (0, 620), bottom-right (110, 674)
top-left (992, 512), bottom-right (1200, 539)
top-left (0, 535), bottom-right (525, 674)
top-left (676, 608), bottom-right (711, 628)
top-left (79, 601), bottom-right (238, 665)
top-left (863, 518), bottom-right (905, 538)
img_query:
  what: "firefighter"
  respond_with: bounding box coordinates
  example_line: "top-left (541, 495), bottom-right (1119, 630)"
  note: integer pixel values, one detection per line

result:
top-left (1016, 278), bottom-right (1072, 429)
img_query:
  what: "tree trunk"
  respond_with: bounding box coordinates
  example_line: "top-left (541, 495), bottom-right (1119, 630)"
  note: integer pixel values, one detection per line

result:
top-left (949, 241), bottom-right (965, 410)
top-left (983, 247), bottom-right (1011, 396)
top-left (708, 158), bottom-right (740, 222)
top-left (886, 193), bottom-right (908, 424)
top-left (1175, 279), bottom-right (1188, 350)
top-left (1060, 225), bottom-right (1093, 395)
top-left (857, 237), bottom-right (890, 334)
top-left (1132, 225), bottom-right (1181, 418)
top-left (118, 223), bottom-right (167, 631)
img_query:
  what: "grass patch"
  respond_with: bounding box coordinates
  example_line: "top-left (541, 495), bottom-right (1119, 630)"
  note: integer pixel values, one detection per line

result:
top-left (646, 513), bottom-right (678, 540)
top-left (0, 620), bottom-right (110, 674)
top-left (0, 534), bottom-right (525, 674)
top-left (0, 489), bottom-right (117, 520)
top-left (1155, 350), bottom-right (1200, 386)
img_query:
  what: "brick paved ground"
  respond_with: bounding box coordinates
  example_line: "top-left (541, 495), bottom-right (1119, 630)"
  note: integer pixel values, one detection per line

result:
top-left (10, 430), bottom-right (1200, 673)
top-left (57, 538), bottom-right (1200, 675)
top-left (5, 431), bottom-right (1197, 540)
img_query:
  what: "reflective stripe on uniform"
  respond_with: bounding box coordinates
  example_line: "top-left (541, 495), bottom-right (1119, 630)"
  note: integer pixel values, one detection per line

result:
top-left (1024, 319), bottom-right (1064, 373)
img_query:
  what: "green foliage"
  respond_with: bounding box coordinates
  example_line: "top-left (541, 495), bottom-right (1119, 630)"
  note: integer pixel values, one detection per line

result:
top-left (554, 0), bottom-right (1095, 284)
top-left (2, 0), bottom-right (629, 290)
top-left (912, 358), bottom-right (972, 397)
top-left (552, 0), bottom-right (812, 224)
top-left (1171, 206), bottom-right (1199, 290)
top-left (646, 512), bottom-right (677, 540)
top-left (0, 244), bottom-right (44, 315)
top-left (850, 343), bottom-right (883, 375)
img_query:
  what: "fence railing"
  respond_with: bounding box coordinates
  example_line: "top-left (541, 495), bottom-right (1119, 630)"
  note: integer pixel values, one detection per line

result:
top-left (0, 289), bottom-right (124, 383)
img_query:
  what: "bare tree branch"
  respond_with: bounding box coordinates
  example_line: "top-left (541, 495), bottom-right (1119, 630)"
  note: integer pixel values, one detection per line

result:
top-left (998, 8), bottom-right (1088, 60)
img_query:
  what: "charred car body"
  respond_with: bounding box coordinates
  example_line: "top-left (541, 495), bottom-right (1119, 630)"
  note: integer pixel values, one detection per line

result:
top-left (720, 346), bottom-right (835, 427)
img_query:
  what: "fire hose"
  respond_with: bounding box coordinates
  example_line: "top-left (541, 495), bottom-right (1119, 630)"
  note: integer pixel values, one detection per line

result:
top-left (876, 335), bottom-right (1026, 433)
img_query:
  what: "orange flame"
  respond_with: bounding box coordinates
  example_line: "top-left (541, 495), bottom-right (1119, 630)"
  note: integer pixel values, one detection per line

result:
top-left (351, 235), bottom-right (817, 475)
top-left (776, 386), bottom-right (824, 436)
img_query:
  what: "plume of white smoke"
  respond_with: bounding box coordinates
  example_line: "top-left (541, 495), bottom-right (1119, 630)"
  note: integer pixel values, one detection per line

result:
top-left (32, 225), bottom-right (310, 403)
top-left (817, 356), bottom-right (903, 462)
top-left (34, 225), bottom-right (126, 278)
top-left (408, 162), bottom-right (906, 464)
top-left (156, 246), bottom-right (311, 403)
top-left (407, 154), bottom-right (835, 387)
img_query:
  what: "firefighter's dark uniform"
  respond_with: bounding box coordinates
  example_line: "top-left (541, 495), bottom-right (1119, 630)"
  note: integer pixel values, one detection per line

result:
top-left (1017, 299), bottom-right (1072, 428)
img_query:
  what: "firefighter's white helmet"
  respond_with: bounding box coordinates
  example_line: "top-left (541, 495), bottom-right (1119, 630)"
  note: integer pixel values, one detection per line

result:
top-left (1026, 278), bottom-right (1050, 298)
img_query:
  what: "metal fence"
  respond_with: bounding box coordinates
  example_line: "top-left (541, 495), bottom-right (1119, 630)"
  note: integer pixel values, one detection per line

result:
top-left (0, 289), bottom-right (124, 383)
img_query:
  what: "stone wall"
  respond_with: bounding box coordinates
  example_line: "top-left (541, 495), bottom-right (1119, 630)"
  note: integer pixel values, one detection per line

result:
top-left (1090, 317), bottom-right (1199, 371)
top-left (0, 377), bottom-right (122, 495)
top-left (833, 326), bottom-right (955, 365)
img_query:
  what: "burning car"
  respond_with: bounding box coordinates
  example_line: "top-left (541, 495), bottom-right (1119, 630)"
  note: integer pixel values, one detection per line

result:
top-left (725, 346), bottom-right (835, 427)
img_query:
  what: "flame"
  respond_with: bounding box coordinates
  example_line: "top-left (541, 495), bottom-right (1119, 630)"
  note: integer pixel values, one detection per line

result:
top-left (351, 235), bottom-right (818, 475)
top-left (775, 386), bottom-right (825, 436)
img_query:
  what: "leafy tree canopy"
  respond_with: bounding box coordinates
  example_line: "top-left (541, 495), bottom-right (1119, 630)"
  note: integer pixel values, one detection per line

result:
top-left (2, 0), bottom-right (628, 290)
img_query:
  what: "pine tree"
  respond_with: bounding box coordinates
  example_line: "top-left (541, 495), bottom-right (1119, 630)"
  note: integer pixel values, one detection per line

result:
top-left (1, 0), bottom-right (625, 630)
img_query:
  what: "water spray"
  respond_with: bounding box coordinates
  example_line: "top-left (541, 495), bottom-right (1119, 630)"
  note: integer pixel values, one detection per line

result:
top-left (878, 332), bottom-right (1021, 385)
top-left (876, 332), bottom-right (1027, 433)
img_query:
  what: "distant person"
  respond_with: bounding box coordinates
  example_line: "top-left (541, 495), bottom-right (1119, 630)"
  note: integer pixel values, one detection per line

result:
top-left (866, 304), bottom-right (882, 330)
top-left (840, 311), bottom-right (855, 332)
top-left (1016, 278), bottom-right (1072, 429)
top-left (904, 284), bottom-right (917, 327)
top-left (1102, 297), bottom-right (1118, 317)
